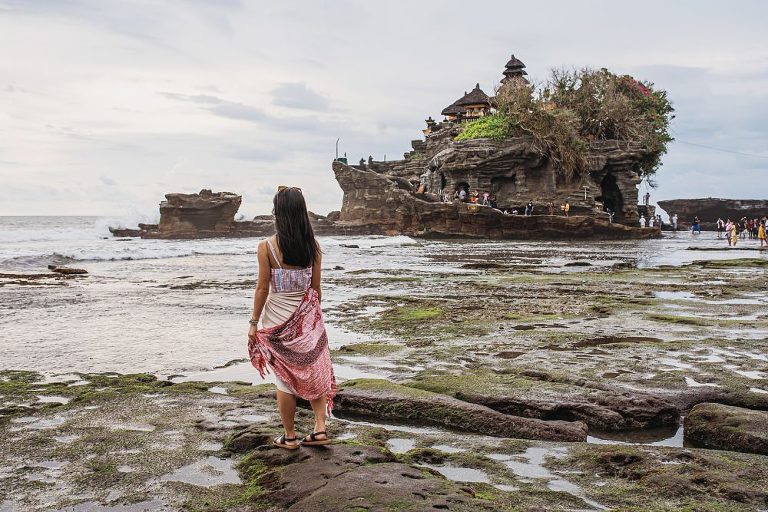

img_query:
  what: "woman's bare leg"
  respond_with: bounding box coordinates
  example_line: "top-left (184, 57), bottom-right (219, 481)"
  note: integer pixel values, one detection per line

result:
top-left (309, 396), bottom-right (327, 438)
top-left (276, 390), bottom-right (298, 442)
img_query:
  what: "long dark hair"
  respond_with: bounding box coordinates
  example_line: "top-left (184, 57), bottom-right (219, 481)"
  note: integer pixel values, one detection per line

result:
top-left (273, 187), bottom-right (319, 268)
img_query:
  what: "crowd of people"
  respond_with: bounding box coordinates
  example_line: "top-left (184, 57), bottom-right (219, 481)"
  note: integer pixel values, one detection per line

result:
top-left (715, 216), bottom-right (767, 247)
top-left (445, 189), bottom-right (573, 217)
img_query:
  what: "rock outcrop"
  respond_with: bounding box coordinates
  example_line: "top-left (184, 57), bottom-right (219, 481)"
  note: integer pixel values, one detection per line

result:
top-left (657, 198), bottom-right (768, 229)
top-left (109, 189), bottom-right (350, 239)
top-left (333, 160), bottom-right (659, 239)
top-left (685, 402), bottom-right (768, 455)
top-left (334, 379), bottom-right (588, 442)
top-left (233, 440), bottom-right (494, 511)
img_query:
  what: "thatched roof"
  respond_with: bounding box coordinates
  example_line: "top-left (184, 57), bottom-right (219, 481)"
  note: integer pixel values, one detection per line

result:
top-left (504, 54), bottom-right (526, 71)
top-left (455, 84), bottom-right (491, 107)
top-left (440, 100), bottom-right (463, 116)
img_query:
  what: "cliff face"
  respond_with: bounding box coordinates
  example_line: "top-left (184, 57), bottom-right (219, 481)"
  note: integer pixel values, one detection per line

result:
top-left (333, 126), bottom-right (659, 238)
top-left (156, 189), bottom-right (242, 237)
top-left (346, 128), bottom-right (647, 228)
top-left (333, 161), bottom-right (658, 239)
top-left (657, 198), bottom-right (768, 228)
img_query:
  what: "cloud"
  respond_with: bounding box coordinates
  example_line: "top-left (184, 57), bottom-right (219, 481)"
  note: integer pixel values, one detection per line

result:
top-left (99, 175), bottom-right (117, 186)
top-left (1, 0), bottom-right (768, 215)
top-left (271, 82), bottom-right (328, 111)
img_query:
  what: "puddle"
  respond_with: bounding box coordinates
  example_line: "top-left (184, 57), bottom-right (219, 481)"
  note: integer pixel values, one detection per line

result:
top-left (9, 416), bottom-right (66, 431)
top-left (159, 456), bottom-right (240, 487)
top-left (490, 447), bottom-right (608, 510)
top-left (110, 423), bottom-right (156, 432)
top-left (334, 416), bottom-right (443, 435)
top-left (432, 444), bottom-right (465, 454)
top-left (422, 464), bottom-right (490, 483)
top-left (53, 434), bottom-right (81, 443)
top-left (684, 377), bottom-right (721, 388)
top-left (37, 460), bottom-right (67, 469)
top-left (657, 358), bottom-right (695, 371)
top-left (172, 361), bottom-right (385, 386)
top-left (199, 441), bottom-right (224, 451)
top-left (36, 395), bottom-right (71, 405)
top-left (724, 366), bottom-right (765, 379)
top-left (386, 438), bottom-right (415, 454)
top-left (588, 422), bottom-right (684, 447)
top-left (236, 413), bottom-right (269, 423)
top-left (654, 291), bottom-right (696, 301)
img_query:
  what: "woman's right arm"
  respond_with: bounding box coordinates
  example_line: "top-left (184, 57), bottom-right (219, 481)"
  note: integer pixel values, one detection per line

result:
top-left (249, 241), bottom-right (271, 336)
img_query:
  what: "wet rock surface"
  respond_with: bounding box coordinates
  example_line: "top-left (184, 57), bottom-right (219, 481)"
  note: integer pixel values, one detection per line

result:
top-left (685, 402), bottom-right (768, 455)
top-left (333, 161), bottom-right (659, 240)
top-left (238, 440), bottom-right (491, 512)
top-left (335, 379), bottom-right (587, 442)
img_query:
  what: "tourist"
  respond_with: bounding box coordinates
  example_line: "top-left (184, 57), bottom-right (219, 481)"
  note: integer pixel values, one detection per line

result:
top-left (639, 215), bottom-right (646, 228)
top-left (248, 186), bottom-right (336, 450)
top-left (547, 202), bottom-right (555, 215)
top-left (490, 196), bottom-right (498, 209)
top-left (563, 201), bottom-right (570, 217)
top-left (691, 216), bottom-right (701, 234)
top-left (482, 192), bottom-right (490, 206)
top-left (716, 218), bottom-right (725, 239)
top-left (458, 188), bottom-right (467, 201)
top-left (648, 216), bottom-right (655, 228)
top-left (758, 221), bottom-right (766, 247)
top-left (643, 191), bottom-right (651, 206)
top-left (728, 219), bottom-right (738, 246)
top-left (672, 213), bottom-right (678, 231)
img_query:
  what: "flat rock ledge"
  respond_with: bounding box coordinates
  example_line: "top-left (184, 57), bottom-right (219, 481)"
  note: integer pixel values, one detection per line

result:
top-left (228, 431), bottom-right (493, 512)
top-left (452, 389), bottom-right (679, 432)
top-left (684, 402), bottom-right (768, 456)
top-left (334, 379), bottom-right (587, 442)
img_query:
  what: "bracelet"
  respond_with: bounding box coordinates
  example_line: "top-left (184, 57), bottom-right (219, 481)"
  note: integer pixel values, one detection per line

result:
top-left (249, 318), bottom-right (259, 326)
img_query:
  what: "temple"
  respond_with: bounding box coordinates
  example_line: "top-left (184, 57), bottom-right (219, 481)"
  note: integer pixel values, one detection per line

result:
top-left (440, 83), bottom-right (493, 122)
top-left (330, 52), bottom-right (657, 238)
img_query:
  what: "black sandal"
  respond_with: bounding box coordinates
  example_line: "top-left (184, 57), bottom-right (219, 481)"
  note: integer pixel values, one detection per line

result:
top-left (301, 431), bottom-right (331, 446)
top-left (274, 434), bottom-right (300, 450)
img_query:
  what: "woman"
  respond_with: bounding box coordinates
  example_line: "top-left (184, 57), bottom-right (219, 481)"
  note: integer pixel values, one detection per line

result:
top-left (247, 186), bottom-right (336, 450)
top-left (758, 221), bottom-right (766, 247)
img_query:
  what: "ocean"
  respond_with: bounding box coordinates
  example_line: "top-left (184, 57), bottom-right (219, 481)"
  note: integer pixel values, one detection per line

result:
top-left (1, 216), bottom-right (764, 381)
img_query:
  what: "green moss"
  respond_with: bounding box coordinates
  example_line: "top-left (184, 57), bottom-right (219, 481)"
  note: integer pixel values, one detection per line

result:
top-left (340, 378), bottom-right (439, 399)
top-left (394, 306), bottom-right (443, 321)
top-left (333, 342), bottom-right (403, 356)
top-left (645, 313), bottom-right (710, 326)
top-left (693, 258), bottom-right (768, 269)
top-left (455, 115), bottom-right (512, 141)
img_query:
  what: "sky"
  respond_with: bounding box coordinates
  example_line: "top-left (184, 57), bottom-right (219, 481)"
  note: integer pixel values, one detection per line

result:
top-left (1, 0), bottom-right (767, 219)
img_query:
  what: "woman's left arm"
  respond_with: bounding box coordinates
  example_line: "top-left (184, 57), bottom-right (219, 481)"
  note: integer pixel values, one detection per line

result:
top-left (311, 244), bottom-right (322, 304)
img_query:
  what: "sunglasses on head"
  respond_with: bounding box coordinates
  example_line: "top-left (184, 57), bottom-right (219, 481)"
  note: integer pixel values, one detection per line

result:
top-left (277, 185), bottom-right (302, 193)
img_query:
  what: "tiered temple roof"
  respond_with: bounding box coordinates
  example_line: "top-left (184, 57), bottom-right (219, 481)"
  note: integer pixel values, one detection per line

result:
top-left (501, 54), bottom-right (527, 83)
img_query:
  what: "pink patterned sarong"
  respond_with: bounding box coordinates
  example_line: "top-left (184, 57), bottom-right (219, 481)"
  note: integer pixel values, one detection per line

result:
top-left (248, 287), bottom-right (336, 412)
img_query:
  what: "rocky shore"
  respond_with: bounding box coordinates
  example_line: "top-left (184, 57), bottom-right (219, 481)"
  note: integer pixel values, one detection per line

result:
top-left (2, 242), bottom-right (767, 511)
